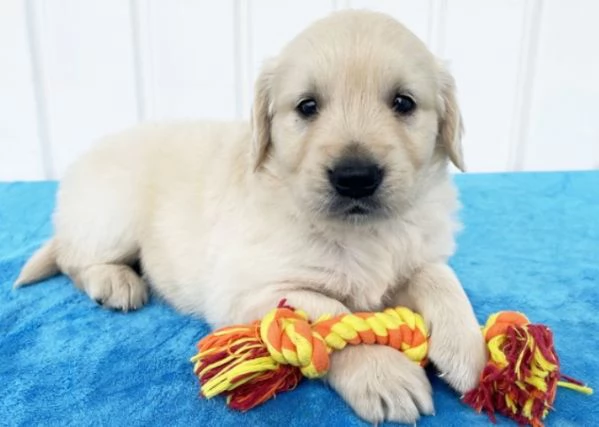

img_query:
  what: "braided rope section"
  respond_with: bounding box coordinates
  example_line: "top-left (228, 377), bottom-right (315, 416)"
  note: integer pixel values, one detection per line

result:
top-left (192, 303), bottom-right (428, 410)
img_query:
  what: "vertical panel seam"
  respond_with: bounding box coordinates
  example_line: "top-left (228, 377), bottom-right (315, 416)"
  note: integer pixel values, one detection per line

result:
top-left (333, 0), bottom-right (351, 9)
top-left (24, 0), bottom-right (54, 180)
top-left (233, 0), bottom-right (243, 119)
top-left (130, 0), bottom-right (146, 123)
top-left (234, 0), bottom-right (252, 119)
top-left (508, 0), bottom-right (543, 171)
top-left (427, 0), bottom-right (447, 58)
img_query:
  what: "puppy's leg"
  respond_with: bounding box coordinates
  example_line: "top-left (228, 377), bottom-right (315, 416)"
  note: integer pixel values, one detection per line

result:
top-left (327, 345), bottom-right (433, 424)
top-left (393, 263), bottom-right (487, 393)
top-left (56, 214), bottom-right (148, 311)
top-left (57, 226), bottom-right (148, 311)
top-left (231, 288), bottom-right (433, 424)
top-left (52, 150), bottom-right (148, 311)
top-left (57, 229), bottom-right (148, 311)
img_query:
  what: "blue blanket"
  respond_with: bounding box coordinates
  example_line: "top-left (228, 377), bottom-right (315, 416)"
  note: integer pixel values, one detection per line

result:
top-left (1, 172), bottom-right (597, 426)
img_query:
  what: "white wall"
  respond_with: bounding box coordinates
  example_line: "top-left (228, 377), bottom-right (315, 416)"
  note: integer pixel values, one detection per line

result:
top-left (1, 0), bottom-right (598, 180)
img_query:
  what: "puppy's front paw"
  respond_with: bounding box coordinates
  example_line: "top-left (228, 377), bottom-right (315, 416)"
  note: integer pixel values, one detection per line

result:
top-left (429, 319), bottom-right (487, 393)
top-left (327, 345), bottom-right (433, 424)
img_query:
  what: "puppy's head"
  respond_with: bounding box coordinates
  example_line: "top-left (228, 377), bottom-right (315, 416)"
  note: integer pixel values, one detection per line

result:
top-left (251, 10), bottom-right (463, 222)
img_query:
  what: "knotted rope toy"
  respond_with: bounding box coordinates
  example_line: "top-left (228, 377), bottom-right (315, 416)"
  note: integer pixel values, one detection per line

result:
top-left (191, 301), bottom-right (592, 426)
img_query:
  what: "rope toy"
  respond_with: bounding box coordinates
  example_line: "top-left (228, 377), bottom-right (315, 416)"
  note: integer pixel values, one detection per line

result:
top-left (191, 301), bottom-right (592, 426)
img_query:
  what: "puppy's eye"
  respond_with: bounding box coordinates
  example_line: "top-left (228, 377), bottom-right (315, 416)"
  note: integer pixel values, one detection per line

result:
top-left (296, 98), bottom-right (318, 118)
top-left (392, 94), bottom-right (416, 115)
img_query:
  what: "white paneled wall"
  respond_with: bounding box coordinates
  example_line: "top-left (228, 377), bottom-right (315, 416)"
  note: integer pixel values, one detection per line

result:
top-left (1, 0), bottom-right (598, 180)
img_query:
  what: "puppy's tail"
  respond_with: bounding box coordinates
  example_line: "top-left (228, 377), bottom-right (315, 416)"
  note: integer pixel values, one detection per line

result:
top-left (14, 239), bottom-right (60, 288)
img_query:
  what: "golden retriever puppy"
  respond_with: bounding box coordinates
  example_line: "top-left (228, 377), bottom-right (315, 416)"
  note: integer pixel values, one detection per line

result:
top-left (16, 10), bottom-right (486, 424)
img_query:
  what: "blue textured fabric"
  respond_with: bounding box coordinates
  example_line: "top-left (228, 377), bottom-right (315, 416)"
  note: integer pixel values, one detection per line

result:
top-left (1, 172), bottom-right (597, 427)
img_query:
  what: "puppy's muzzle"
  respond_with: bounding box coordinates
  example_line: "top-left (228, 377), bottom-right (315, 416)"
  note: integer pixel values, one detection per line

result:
top-left (328, 157), bottom-right (384, 199)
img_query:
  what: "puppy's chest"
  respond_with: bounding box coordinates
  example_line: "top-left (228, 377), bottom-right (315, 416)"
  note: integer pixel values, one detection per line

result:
top-left (310, 235), bottom-right (413, 311)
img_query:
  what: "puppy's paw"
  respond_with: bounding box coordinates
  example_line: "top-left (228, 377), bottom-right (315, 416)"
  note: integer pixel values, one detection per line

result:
top-left (82, 264), bottom-right (148, 311)
top-left (429, 319), bottom-right (487, 393)
top-left (327, 345), bottom-right (434, 424)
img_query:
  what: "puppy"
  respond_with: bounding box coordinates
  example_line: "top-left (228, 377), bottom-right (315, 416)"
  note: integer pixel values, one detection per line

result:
top-left (16, 10), bottom-right (486, 424)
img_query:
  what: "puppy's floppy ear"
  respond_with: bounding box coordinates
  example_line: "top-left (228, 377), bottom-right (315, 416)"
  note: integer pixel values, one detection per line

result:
top-left (437, 65), bottom-right (465, 171)
top-left (251, 58), bottom-right (277, 171)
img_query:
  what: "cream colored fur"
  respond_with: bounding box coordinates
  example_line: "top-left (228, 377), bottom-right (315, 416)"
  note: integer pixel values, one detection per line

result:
top-left (16, 10), bottom-right (486, 424)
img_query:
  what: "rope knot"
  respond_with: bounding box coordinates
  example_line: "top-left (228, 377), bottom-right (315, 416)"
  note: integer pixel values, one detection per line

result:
top-left (260, 306), bottom-right (330, 378)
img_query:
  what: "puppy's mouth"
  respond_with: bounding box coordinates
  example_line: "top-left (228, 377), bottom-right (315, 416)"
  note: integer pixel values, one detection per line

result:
top-left (328, 196), bottom-right (384, 220)
top-left (347, 205), bottom-right (368, 215)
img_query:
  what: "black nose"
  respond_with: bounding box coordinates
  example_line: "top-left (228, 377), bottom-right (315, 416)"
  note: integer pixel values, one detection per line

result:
top-left (328, 159), bottom-right (384, 199)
